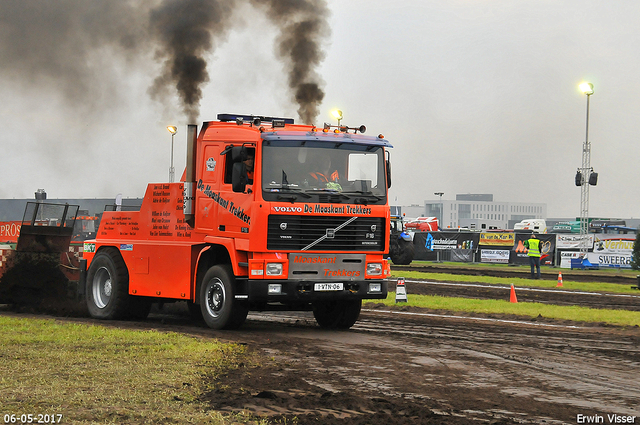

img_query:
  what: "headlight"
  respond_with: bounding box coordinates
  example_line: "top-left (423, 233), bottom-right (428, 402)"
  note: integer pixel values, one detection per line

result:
top-left (368, 283), bottom-right (382, 292)
top-left (367, 263), bottom-right (382, 276)
top-left (268, 284), bottom-right (282, 294)
top-left (266, 263), bottom-right (283, 276)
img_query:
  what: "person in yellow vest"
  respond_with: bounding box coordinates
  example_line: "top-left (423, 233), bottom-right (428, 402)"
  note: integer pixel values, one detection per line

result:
top-left (524, 233), bottom-right (542, 279)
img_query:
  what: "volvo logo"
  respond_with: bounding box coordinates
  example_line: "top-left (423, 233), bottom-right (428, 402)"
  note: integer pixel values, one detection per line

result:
top-left (326, 228), bottom-right (336, 238)
top-left (370, 224), bottom-right (377, 232)
top-left (280, 223), bottom-right (288, 231)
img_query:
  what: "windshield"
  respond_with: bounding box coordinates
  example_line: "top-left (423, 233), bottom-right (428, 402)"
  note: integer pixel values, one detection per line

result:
top-left (262, 140), bottom-right (387, 204)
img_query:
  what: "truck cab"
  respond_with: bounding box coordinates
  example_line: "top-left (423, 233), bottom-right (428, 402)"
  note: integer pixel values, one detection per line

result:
top-left (83, 114), bottom-right (393, 330)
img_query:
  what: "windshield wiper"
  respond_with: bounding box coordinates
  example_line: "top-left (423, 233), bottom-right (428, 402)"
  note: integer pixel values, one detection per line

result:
top-left (273, 187), bottom-right (311, 199)
top-left (341, 191), bottom-right (384, 204)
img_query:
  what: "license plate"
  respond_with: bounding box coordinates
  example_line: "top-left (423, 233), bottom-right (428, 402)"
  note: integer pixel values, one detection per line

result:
top-left (314, 283), bottom-right (344, 291)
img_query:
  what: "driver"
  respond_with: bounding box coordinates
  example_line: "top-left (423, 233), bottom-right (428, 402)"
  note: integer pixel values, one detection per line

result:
top-left (309, 154), bottom-right (339, 186)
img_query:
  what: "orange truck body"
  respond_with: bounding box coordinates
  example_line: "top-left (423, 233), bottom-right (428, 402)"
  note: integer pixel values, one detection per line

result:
top-left (82, 114), bottom-right (393, 329)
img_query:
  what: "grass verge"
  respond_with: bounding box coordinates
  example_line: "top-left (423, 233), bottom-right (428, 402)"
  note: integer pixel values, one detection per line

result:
top-left (0, 316), bottom-right (265, 425)
top-left (391, 271), bottom-right (640, 294)
top-left (375, 292), bottom-right (640, 327)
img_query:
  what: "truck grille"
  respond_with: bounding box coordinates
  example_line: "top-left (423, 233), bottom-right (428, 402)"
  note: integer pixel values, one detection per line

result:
top-left (267, 215), bottom-right (385, 251)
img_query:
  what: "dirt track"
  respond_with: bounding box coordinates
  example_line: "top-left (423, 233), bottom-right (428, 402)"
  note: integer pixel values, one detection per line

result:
top-left (201, 308), bottom-right (640, 425)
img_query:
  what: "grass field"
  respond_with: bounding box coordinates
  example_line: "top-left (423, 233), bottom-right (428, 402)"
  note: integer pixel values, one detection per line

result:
top-left (0, 316), bottom-right (265, 425)
top-left (392, 270), bottom-right (639, 294)
top-left (408, 260), bottom-right (640, 278)
top-left (375, 293), bottom-right (640, 327)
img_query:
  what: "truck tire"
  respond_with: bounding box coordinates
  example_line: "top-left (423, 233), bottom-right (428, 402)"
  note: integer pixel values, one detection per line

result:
top-left (199, 265), bottom-right (248, 330)
top-left (390, 238), bottom-right (414, 265)
top-left (312, 299), bottom-right (362, 329)
top-left (86, 248), bottom-right (132, 320)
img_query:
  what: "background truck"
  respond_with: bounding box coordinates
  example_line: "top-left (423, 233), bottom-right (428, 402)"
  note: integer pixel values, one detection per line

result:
top-left (389, 215), bottom-right (414, 265)
top-left (82, 114), bottom-right (393, 329)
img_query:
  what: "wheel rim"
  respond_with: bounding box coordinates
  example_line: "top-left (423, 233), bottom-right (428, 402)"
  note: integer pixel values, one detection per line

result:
top-left (205, 278), bottom-right (225, 318)
top-left (92, 266), bottom-right (112, 309)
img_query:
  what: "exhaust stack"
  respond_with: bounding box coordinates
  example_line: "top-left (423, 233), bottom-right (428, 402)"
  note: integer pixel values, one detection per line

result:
top-left (183, 124), bottom-right (197, 228)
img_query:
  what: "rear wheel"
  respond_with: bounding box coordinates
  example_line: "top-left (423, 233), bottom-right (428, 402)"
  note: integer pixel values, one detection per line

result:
top-left (86, 248), bottom-right (131, 320)
top-left (199, 265), bottom-right (248, 330)
top-left (312, 299), bottom-right (362, 329)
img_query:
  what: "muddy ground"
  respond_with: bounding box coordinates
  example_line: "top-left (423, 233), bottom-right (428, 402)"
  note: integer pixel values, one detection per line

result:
top-left (2, 265), bottom-right (640, 424)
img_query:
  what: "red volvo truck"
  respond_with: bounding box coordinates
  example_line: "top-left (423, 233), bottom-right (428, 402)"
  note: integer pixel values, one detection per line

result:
top-left (82, 114), bottom-right (393, 329)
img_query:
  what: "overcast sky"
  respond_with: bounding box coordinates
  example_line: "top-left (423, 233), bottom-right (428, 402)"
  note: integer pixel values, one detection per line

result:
top-left (1, 0), bottom-right (638, 219)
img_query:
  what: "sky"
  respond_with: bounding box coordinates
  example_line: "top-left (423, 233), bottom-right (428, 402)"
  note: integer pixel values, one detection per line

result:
top-left (1, 0), bottom-right (639, 219)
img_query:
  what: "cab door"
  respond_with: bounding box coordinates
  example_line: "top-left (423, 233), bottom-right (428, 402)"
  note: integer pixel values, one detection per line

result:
top-left (195, 143), bottom-right (223, 233)
top-left (216, 145), bottom-right (255, 241)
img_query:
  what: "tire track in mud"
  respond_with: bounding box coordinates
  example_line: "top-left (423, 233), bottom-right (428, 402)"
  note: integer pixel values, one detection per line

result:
top-left (237, 310), bottom-right (640, 423)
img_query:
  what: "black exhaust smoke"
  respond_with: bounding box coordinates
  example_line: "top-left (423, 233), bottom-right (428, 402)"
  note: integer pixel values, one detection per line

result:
top-left (148, 0), bottom-right (237, 124)
top-left (251, 0), bottom-right (330, 124)
top-left (0, 0), bottom-right (330, 124)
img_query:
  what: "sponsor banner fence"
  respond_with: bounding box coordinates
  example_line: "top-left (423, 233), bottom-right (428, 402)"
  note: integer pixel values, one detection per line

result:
top-left (411, 231), bottom-right (634, 268)
top-left (558, 234), bottom-right (635, 269)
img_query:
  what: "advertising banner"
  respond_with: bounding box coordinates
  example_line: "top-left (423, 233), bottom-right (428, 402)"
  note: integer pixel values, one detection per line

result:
top-left (413, 232), bottom-right (479, 261)
top-left (559, 251), bottom-right (581, 269)
top-left (511, 234), bottom-right (556, 266)
top-left (587, 234), bottom-right (635, 268)
top-left (479, 232), bottom-right (515, 246)
top-left (0, 221), bottom-right (22, 243)
top-left (480, 249), bottom-right (510, 264)
top-left (558, 234), bottom-right (635, 269)
top-left (556, 234), bottom-right (595, 250)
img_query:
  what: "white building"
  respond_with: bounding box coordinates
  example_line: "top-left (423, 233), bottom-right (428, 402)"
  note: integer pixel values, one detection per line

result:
top-left (402, 194), bottom-right (547, 231)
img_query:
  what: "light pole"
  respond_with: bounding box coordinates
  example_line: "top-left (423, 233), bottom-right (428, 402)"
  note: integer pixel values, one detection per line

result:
top-left (434, 192), bottom-right (444, 228)
top-left (167, 125), bottom-right (177, 183)
top-left (576, 82), bottom-right (596, 260)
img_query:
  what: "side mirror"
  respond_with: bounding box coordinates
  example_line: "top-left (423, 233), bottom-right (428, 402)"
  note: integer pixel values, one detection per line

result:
top-left (232, 162), bottom-right (247, 193)
top-left (386, 159), bottom-right (392, 188)
top-left (231, 146), bottom-right (248, 162)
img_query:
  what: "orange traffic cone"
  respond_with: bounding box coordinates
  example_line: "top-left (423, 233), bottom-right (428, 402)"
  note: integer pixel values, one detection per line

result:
top-left (557, 272), bottom-right (563, 287)
top-left (510, 284), bottom-right (518, 303)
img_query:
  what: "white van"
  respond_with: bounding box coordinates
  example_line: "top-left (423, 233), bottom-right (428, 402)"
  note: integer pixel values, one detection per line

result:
top-left (514, 219), bottom-right (547, 233)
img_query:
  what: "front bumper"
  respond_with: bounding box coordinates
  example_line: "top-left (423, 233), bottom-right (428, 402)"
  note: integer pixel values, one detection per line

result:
top-left (242, 278), bottom-right (388, 303)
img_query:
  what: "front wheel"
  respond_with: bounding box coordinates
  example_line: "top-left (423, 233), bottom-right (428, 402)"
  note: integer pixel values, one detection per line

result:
top-left (199, 265), bottom-right (248, 330)
top-left (313, 299), bottom-right (362, 329)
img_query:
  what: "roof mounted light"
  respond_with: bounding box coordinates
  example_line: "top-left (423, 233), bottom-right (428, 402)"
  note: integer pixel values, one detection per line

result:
top-left (322, 122), bottom-right (366, 134)
top-left (235, 117), bottom-right (243, 125)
